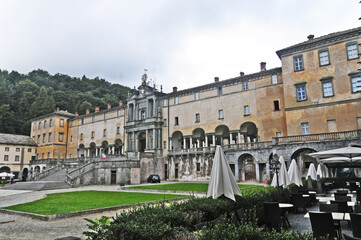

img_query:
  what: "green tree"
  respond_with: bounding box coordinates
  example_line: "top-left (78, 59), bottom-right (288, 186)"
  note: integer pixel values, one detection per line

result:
top-left (79, 101), bottom-right (93, 115)
top-left (30, 86), bottom-right (55, 118)
top-left (0, 104), bottom-right (16, 133)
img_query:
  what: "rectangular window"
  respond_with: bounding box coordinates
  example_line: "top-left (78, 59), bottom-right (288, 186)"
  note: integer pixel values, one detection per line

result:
top-left (322, 81), bottom-right (334, 97)
top-left (196, 162), bottom-right (201, 172)
top-left (80, 133), bottom-right (83, 140)
top-left (163, 119), bottom-right (167, 127)
top-left (327, 119), bottom-right (337, 133)
top-left (71, 121), bottom-right (74, 127)
top-left (42, 153), bottom-right (44, 159)
top-left (276, 132), bottom-right (282, 137)
top-left (33, 123), bottom-right (36, 130)
top-left (47, 152), bottom-right (50, 159)
top-left (117, 127), bottom-right (120, 134)
top-left (294, 55), bottom-right (304, 71)
top-left (242, 80), bottom-right (248, 91)
top-left (351, 76), bottom-right (361, 93)
top-left (274, 100), bottom-right (280, 111)
top-left (103, 129), bottom-right (107, 137)
top-left (48, 132), bottom-right (52, 142)
top-left (28, 148), bottom-right (32, 152)
top-left (4, 155), bottom-right (8, 161)
top-left (117, 110), bottom-right (121, 117)
top-left (14, 155), bottom-right (19, 161)
top-left (49, 119), bottom-right (53, 127)
top-left (357, 117), bottom-right (361, 129)
top-left (271, 75), bottom-right (278, 84)
top-left (195, 92), bottom-right (199, 100)
top-left (59, 133), bottom-right (64, 142)
top-left (163, 99), bottom-right (168, 106)
top-left (174, 117), bottom-right (179, 125)
top-left (60, 118), bottom-right (64, 127)
top-left (70, 135), bottom-right (73, 142)
top-left (104, 113), bottom-right (107, 119)
top-left (92, 115), bottom-right (95, 122)
top-left (44, 120), bottom-right (47, 128)
top-left (91, 131), bottom-right (95, 139)
top-left (81, 118), bottom-right (84, 125)
top-left (347, 43), bottom-right (358, 60)
top-left (38, 122), bottom-right (41, 129)
top-left (174, 96), bottom-right (179, 105)
top-left (218, 109), bottom-right (224, 119)
top-left (37, 135), bottom-right (40, 144)
top-left (43, 134), bottom-right (46, 143)
top-left (195, 113), bottom-right (200, 123)
top-left (244, 105), bottom-right (250, 116)
top-left (218, 87), bottom-right (223, 95)
top-left (301, 122), bottom-right (310, 135)
top-left (319, 50), bottom-right (330, 66)
top-left (296, 85), bottom-right (307, 101)
top-left (163, 141), bottom-right (166, 149)
top-left (5, 147), bottom-right (9, 151)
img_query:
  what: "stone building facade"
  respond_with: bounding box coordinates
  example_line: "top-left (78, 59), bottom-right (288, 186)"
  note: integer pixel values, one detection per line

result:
top-left (0, 133), bottom-right (37, 180)
top-left (30, 26), bottom-right (361, 184)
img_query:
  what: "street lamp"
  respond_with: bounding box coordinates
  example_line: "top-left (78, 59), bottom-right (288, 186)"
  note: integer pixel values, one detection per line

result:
top-left (271, 153), bottom-right (281, 201)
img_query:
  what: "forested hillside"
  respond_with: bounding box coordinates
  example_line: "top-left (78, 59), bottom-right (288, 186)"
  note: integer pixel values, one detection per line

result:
top-left (0, 69), bottom-right (130, 136)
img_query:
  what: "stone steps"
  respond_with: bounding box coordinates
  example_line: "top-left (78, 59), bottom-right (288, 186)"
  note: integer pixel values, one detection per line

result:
top-left (2, 181), bottom-right (70, 191)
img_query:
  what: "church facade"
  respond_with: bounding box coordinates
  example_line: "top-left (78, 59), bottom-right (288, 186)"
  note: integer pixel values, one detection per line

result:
top-left (29, 26), bottom-right (361, 183)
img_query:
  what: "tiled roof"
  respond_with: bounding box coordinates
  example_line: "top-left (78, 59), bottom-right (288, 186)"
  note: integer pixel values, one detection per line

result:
top-left (0, 133), bottom-right (37, 146)
top-left (276, 26), bottom-right (361, 58)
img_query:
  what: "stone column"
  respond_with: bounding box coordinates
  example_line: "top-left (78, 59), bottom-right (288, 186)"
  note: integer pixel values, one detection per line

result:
top-left (135, 133), bottom-right (139, 152)
top-left (183, 138), bottom-right (186, 149)
top-left (212, 134), bottom-right (216, 146)
top-left (158, 130), bottom-right (161, 149)
top-left (169, 139), bottom-right (172, 150)
top-left (229, 133), bottom-right (233, 145)
top-left (153, 129), bottom-right (156, 149)
top-left (205, 135), bottom-right (208, 147)
top-left (237, 132), bottom-right (241, 144)
top-left (255, 163), bottom-right (260, 182)
top-left (197, 139), bottom-right (200, 148)
top-left (190, 137), bottom-right (193, 148)
top-left (145, 130), bottom-right (149, 149)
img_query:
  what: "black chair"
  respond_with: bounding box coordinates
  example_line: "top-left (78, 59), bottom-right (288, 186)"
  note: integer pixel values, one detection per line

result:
top-left (335, 192), bottom-right (348, 197)
top-left (234, 208), bottom-right (245, 224)
top-left (344, 233), bottom-right (361, 240)
top-left (335, 195), bottom-right (352, 201)
top-left (291, 193), bottom-right (307, 213)
top-left (355, 205), bottom-right (361, 213)
top-left (309, 212), bottom-right (339, 239)
top-left (350, 213), bottom-right (361, 238)
top-left (319, 203), bottom-right (339, 212)
top-left (331, 200), bottom-right (351, 213)
top-left (337, 189), bottom-right (349, 194)
top-left (263, 202), bottom-right (284, 231)
top-left (349, 181), bottom-right (359, 192)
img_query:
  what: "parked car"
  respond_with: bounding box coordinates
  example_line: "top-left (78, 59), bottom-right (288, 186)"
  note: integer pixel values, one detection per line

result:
top-left (147, 174), bottom-right (161, 183)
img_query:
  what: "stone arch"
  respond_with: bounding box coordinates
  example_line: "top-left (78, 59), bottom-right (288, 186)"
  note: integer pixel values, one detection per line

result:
top-left (171, 131), bottom-right (183, 150)
top-left (215, 125), bottom-right (230, 145)
top-left (101, 141), bottom-right (109, 154)
top-left (238, 153), bottom-right (256, 181)
top-left (0, 166), bottom-right (10, 173)
top-left (138, 132), bottom-right (146, 152)
top-left (89, 142), bottom-right (96, 157)
top-left (42, 166), bottom-right (46, 172)
top-left (22, 168), bottom-right (28, 181)
top-left (192, 128), bottom-right (205, 148)
top-left (291, 148), bottom-right (317, 177)
top-left (240, 122), bottom-right (258, 142)
top-left (114, 139), bottom-right (123, 155)
top-left (78, 143), bottom-right (85, 157)
top-left (34, 166), bottom-right (40, 174)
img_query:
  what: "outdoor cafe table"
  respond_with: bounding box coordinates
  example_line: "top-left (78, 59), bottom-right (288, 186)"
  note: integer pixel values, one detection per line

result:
top-left (279, 203), bottom-right (293, 229)
top-left (304, 211), bottom-right (348, 221)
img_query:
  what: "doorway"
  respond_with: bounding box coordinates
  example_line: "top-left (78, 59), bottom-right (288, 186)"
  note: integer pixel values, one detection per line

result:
top-left (111, 170), bottom-right (117, 184)
top-left (139, 132), bottom-right (146, 152)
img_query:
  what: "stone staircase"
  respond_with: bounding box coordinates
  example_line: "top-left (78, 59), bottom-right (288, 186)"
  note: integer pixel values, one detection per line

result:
top-left (3, 169), bottom-right (71, 191)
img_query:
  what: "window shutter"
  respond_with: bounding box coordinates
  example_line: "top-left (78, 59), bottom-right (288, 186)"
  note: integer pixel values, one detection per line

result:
top-left (327, 120), bottom-right (337, 132)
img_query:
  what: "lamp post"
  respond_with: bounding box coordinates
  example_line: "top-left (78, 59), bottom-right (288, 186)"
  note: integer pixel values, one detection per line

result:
top-left (271, 153), bottom-right (281, 201)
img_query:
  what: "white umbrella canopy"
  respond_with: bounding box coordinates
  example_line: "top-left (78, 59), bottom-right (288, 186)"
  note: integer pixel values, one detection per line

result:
top-left (288, 159), bottom-right (303, 186)
top-left (307, 163), bottom-right (317, 180)
top-left (207, 146), bottom-right (242, 201)
top-left (271, 156), bottom-right (291, 188)
top-left (316, 163), bottom-right (328, 178)
top-left (0, 172), bottom-right (14, 177)
top-left (309, 146), bottom-right (361, 160)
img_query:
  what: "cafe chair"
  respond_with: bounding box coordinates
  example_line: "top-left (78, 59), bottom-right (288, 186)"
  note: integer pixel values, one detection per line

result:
top-left (263, 202), bottom-right (285, 231)
top-left (309, 212), bottom-right (340, 240)
top-left (350, 213), bottom-right (361, 238)
top-left (290, 193), bottom-right (307, 213)
top-left (355, 205), bottom-right (361, 213)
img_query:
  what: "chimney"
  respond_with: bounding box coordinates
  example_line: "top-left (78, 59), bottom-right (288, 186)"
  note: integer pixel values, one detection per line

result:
top-left (107, 103), bottom-right (111, 109)
top-left (260, 62), bottom-right (266, 71)
top-left (95, 107), bottom-right (99, 112)
top-left (56, 107), bottom-right (60, 112)
top-left (240, 72), bottom-right (245, 76)
top-left (214, 77), bottom-right (219, 82)
top-left (307, 34), bottom-right (314, 40)
top-left (119, 101), bottom-right (123, 107)
top-left (173, 86), bottom-right (178, 92)
top-left (75, 112), bottom-right (79, 117)
top-left (86, 109), bottom-right (90, 114)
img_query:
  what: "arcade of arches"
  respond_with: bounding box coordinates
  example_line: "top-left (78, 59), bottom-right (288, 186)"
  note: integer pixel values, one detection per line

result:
top-left (77, 139), bottom-right (124, 158)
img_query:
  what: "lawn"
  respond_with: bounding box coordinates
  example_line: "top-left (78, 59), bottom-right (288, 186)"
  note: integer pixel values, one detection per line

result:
top-left (3, 190), bottom-right (185, 215)
top-left (126, 183), bottom-right (262, 192)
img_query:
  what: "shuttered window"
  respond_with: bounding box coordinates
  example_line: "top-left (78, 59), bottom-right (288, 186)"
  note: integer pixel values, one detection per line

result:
top-left (327, 120), bottom-right (337, 132)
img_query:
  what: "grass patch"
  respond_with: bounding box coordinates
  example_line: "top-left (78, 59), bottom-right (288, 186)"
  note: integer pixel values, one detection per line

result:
top-left (126, 183), bottom-right (261, 192)
top-left (3, 190), bottom-right (185, 215)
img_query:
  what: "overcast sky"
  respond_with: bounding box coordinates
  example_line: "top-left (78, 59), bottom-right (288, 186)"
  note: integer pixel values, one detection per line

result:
top-left (0, 0), bottom-right (360, 93)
